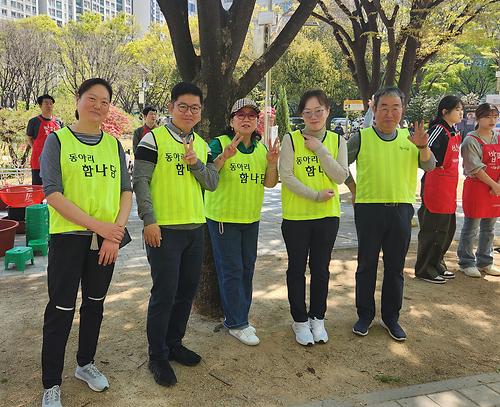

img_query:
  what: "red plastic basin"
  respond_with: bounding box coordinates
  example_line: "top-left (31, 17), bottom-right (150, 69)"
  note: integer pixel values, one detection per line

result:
top-left (0, 185), bottom-right (44, 208)
top-left (0, 218), bottom-right (19, 256)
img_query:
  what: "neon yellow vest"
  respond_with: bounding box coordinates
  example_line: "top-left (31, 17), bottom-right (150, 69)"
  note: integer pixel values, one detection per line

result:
top-left (49, 127), bottom-right (121, 234)
top-left (282, 130), bottom-right (341, 220)
top-left (150, 126), bottom-right (207, 225)
top-left (355, 127), bottom-right (418, 203)
top-left (205, 135), bottom-right (268, 223)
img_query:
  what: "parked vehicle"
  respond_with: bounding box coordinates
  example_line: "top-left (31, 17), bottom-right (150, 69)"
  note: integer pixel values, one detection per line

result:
top-left (289, 116), bottom-right (305, 131)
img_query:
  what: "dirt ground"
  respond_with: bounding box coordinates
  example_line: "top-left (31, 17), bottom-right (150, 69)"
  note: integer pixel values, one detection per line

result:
top-left (0, 240), bottom-right (499, 407)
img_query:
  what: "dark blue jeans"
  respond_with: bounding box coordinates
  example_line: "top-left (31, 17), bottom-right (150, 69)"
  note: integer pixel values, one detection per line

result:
top-left (207, 219), bottom-right (259, 329)
top-left (146, 227), bottom-right (203, 361)
top-left (354, 203), bottom-right (414, 324)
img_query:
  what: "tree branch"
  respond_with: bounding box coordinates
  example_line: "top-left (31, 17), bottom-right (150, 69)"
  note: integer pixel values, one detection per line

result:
top-left (158, 0), bottom-right (199, 82)
top-left (237, 0), bottom-right (319, 97)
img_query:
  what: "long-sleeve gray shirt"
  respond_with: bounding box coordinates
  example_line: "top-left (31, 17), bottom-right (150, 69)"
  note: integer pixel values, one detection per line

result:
top-left (133, 119), bottom-right (219, 230)
top-left (345, 127), bottom-right (436, 185)
top-left (279, 127), bottom-right (349, 201)
top-left (461, 131), bottom-right (499, 177)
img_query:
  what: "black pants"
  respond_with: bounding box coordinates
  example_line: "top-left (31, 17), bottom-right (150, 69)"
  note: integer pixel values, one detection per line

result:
top-left (354, 204), bottom-right (414, 324)
top-left (42, 234), bottom-right (115, 388)
top-left (146, 227), bottom-right (203, 362)
top-left (32, 169), bottom-right (42, 185)
top-left (281, 217), bottom-right (339, 322)
top-left (415, 204), bottom-right (456, 278)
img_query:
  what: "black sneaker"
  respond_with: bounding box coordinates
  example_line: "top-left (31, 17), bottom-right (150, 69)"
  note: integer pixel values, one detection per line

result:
top-left (417, 274), bottom-right (446, 284)
top-left (168, 345), bottom-right (201, 366)
top-left (437, 263), bottom-right (455, 279)
top-left (148, 360), bottom-right (177, 386)
top-left (352, 319), bottom-right (371, 336)
top-left (380, 319), bottom-right (407, 341)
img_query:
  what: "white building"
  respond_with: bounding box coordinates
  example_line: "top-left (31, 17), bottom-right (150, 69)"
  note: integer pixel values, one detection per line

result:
top-left (133, 0), bottom-right (164, 34)
top-left (0, 0), bottom-right (38, 20)
top-left (1, 0), bottom-right (133, 25)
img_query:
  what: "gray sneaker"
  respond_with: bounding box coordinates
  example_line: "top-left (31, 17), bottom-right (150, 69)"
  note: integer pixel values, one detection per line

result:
top-left (42, 385), bottom-right (62, 407)
top-left (75, 363), bottom-right (109, 392)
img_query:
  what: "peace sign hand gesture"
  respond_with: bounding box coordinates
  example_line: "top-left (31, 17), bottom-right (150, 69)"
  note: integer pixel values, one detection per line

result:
top-left (222, 133), bottom-right (243, 160)
top-left (408, 121), bottom-right (429, 149)
top-left (267, 136), bottom-right (280, 165)
top-left (182, 137), bottom-right (198, 166)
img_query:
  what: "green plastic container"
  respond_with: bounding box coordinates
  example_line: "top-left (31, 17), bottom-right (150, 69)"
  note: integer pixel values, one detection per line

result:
top-left (25, 204), bottom-right (49, 244)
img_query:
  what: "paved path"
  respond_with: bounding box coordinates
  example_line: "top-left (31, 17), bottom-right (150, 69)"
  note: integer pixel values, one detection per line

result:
top-left (1, 184), bottom-right (499, 276)
top-left (298, 372), bottom-right (500, 407)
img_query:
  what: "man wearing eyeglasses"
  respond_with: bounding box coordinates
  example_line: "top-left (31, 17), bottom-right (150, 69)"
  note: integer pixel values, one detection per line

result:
top-left (133, 82), bottom-right (219, 388)
top-left (346, 87), bottom-right (436, 342)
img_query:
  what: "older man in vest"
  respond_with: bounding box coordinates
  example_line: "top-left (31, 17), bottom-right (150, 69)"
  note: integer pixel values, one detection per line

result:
top-left (346, 87), bottom-right (436, 341)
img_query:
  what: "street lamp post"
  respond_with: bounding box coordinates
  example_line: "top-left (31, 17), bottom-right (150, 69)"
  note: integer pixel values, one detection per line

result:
top-left (263, 0), bottom-right (273, 146)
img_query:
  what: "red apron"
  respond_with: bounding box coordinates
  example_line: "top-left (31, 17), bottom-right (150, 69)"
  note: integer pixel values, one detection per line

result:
top-left (462, 135), bottom-right (500, 218)
top-left (30, 116), bottom-right (61, 169)
top-left (423, 125), bottom-right (460, 214)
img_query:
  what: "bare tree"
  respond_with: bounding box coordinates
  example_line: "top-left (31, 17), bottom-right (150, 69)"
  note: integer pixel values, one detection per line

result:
top-left (58, 15), bottom-right (135, 94)
top-left (313, 0), bottom-right (498, 106)
top-left (0, 21), bottom-right (58, 109)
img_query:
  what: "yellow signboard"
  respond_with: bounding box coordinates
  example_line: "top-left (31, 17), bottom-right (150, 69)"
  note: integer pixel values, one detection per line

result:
top-left (343, 99), bottom-right (364, 111)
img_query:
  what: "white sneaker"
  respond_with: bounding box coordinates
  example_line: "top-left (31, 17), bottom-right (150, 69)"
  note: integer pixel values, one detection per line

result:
top-left (292, 321), bottom-right (314, 346)
top-left (42, 385), bottom-right (62, 407)
top-left (309, 317), bottom-right (328, 344)
top-left (75, 363), bottom-right (109, 392)
top-left (460, 266), bottom-right (481, 278)
top-left (478, 265), bottom-right (500, 276)
top-left (229, 326), bottom-right (260, 346)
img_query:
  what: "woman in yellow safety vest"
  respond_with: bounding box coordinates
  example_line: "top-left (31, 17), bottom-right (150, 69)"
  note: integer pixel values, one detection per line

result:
top-left (279, 89), bottom-right (349, 346)
top-left (205, 98), bottom-right (279, 346)
top-left (39, 78), bottom-right (132, 407)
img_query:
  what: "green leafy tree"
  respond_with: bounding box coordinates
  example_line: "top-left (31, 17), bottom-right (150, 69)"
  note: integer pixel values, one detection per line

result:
top-left (275, 86), bottom-right (291, 140)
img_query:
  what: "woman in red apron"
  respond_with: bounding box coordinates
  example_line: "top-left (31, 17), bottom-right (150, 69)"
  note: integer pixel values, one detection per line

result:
top-left (458, 103), bottom-right (500, 277)
top-left (415, 96), bottom-right (463, 283)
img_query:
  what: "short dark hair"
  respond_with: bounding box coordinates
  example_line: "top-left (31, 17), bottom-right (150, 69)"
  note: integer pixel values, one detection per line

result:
top-left (298, 89), bottom-right (330, 113)
top-left (75, 78), bottom-right (113, 120)
top-left (171, 82), bottom-right (203, 104)
top-left (37, 94), bottom-right (55, 105)
top-left (373, 87), bottom-right (405, 108)
top-left (142, 106), bottom-right (157, 116)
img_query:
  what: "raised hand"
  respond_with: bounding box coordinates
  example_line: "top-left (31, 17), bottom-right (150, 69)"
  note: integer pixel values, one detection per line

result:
top-left (303, 133), bottom-right (321, 152)
top-left (266, 136), bottom-right (280, 165)
top-left (222, 133), bottom-right (243, 160)
top-left (408, 121), bottom-right (429, 148)
top-left (182, 137), bottom-right (198, 165)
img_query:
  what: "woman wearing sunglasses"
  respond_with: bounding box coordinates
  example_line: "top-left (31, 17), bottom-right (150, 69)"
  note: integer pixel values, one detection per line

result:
top-left (205, 98), bottom-right (279, 346)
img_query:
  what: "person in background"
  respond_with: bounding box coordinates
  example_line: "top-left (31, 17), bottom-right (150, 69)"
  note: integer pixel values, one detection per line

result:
top-left (414, 96), bottom-right (463, 284)
top-left (133, 106), bottom-right (157, 153)
top-left (205, 98), bottom-right (279, 346)
top-left (280, 89), bottom-right (349, 346)
top-left (40, 78), bottom-right (132, 407)
top-left (27, 94), bottom-right (64, 185)
top-left (457, 103), bottom-right (500, 277)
